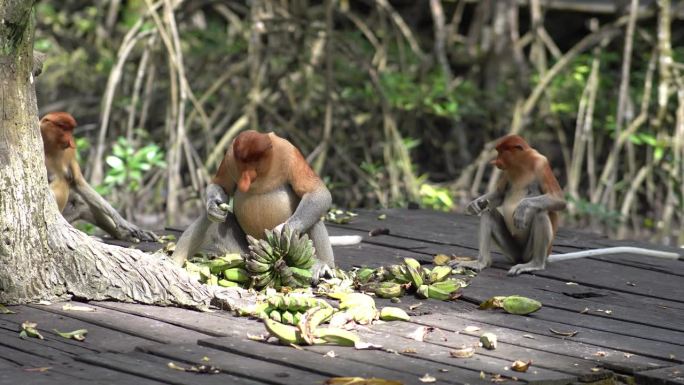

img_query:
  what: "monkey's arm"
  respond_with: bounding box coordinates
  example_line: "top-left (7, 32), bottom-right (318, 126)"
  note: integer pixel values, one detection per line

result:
top-left (69, 160), bottom-right (158, 242)
top-left (282, 149), bottom-right (332, 233)
top-left (207, 152), bottom-right (237, 222)
top-left (513, 161), bottom-right (566, 229)
top-left (465, 178), bottom-right (507, 215)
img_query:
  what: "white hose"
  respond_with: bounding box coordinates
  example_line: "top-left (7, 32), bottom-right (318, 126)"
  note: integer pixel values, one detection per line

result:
top-left (548, 246), bottom-right (682, 263)
top-left (329, 235), bottom-right (363, 246)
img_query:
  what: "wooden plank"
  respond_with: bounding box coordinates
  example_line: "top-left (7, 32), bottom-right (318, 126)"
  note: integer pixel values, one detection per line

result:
top-left (352, 324), bottom-right (575, 385)
top-left (415, 310), bottom-right (680, 371)
top-left (461, 269), bottom-right (684, 337)
top-left (29, 302), bottom-right (212, 344)
top-left (102, 302), bottom-right (499, 385)
top-left (200, 335), bottom-right (476, 384)
top-left (0, 367), bottom-right (99, 385)
top-left (140, 342), bottom-right (334, 385)
top-left (0, 343), bottom-right (163, 385)
top-left (77, 351), bottom-right (262, 385)
top-left (636, 364), bottom-right (684, 385)
top-left (367, 321), bottom-right (612, 382)
top-left (0, 305), bottom-right (157, 353)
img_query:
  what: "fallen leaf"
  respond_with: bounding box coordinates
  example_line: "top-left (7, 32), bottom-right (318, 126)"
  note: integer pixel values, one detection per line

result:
top-left (670, 354), bottom-right (676, 360)
top-left (247, 334), bottom-right (267, 341)
top-left (36, 300), bottom-right (52, 306)
top-left (565, 282), bottom-right (578, 285)
top-left (450, 347), bottom-right (475, 358)
top-left (54, 329), bottom-right (88, 341)
top-left (402, 348), bottom-right (417, 354)
top-left (407, 326), bottom-right (430, 342)
top-left (377, 214), bottom-right (387, 220)
top-left (626, 282), bottom-right (636, 287)
top-left (20, 321), bottom-right (44, 340)
top-left (549, 328), bottom-right (578, 337)
top-left (511, 360), bottom-right (532, 372)
top-left (409, 303), bottom-right (423, 311)
top-left (202, 356), bottom-right (210, 362)
top-left (355, 342), bottom-right (383, 350)
top-left (580, 308), bottom-right (590, 314)
top-left (433, 254), bottom-right (451, 266)
top-left (594, 351), bottom-right (607, 357)
top-left (62, 304), bottom-right (96, 312)
top-left (464, 326), bottom-right (481, 333)
top-left (479, 296), bottom-right (506, 310)
top-left (624, 353), bottom-right (633, 358)
top-left (480, 371), bottom-right (486, 379)
top-left (419, 373), bottom-right (436, 383)
top-left (490, 374), bottom-right (507, 383)
top-left (439, 369), bottom-right (449, 372)
top-left (604, 310), bottom-right (612, 315)
top-left (480, 333), bottom-right (498, 350)
top-left (591, 367), bottom-right (601, 372)
top-left (522, 334), bottom-right (535, 339)
top-left (0, 304), bottom-right (16, 314)
top-left (24, 367), bottom-right (52, 372)
top-left (325, 351), bottom-right (337, 358)
top-left (168, 362), bottom-right (186, 371)
top-left (325, 377), bottom-right (403, 385)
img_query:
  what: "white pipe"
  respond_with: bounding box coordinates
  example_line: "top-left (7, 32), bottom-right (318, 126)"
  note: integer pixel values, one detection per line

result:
top-left (549, 246), bottom-right (682, 263)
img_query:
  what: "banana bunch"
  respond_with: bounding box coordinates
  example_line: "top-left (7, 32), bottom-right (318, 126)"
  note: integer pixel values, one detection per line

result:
top-left (259, 294), bottom-right (333, 325)
top-left (245, 225), bottom-right (316, 289)
top-left (263, 305), bottom-right (360, 347)
top-left (184, 253), bottom-right (248, 288)
top-left (384, 257), bottom-right (467, 301)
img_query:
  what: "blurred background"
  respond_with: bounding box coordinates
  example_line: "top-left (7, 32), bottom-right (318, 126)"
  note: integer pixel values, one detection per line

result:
top-left (33, 0), bottom-right (684, 246)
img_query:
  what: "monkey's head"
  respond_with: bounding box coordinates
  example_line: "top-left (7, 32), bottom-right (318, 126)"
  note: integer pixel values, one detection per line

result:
top-left (40, 112), bottom-right (77, 152)
top-left (492, 134), bottom-right (530, 170)
top-left (233, 130), bottom-right (273, 192)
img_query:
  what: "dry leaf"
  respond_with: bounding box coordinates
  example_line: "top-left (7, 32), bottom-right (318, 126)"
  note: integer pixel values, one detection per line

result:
top-left (62, 304), bottom-right (96, 312)
top-left (202, 356), bottom-right (210, 362)
top-left (247, 334), bottom-right (267, 341)
top-left (325, 377), bottom-right (403, 385)
top-left (511, 360), bottom-right (532, 372)
top-left (325, 351), bottom-right (337, 358)
top-left (624, 353), bottom-right (633, 358)
top-left (480, 371), bottom-right (486, 379)
top-left (54, 329), bottom-right (88, 341)
top-left (464, 326), bottom-right (481, 333)
top-left (604, 310), bottom-right (612, 315)
top-left (407, 326), bottom-right (430, 342)
top-left (594, 351), bottom-right (607, 357)
top-left (0, 304), bottom-right (16, 314)
top-left (490, 374), bottom-right (507, 383)
top-left (168, 362), bottom-right (186, 372)
top-left (591, 368), bottom-right (601, 372)
top-left (402, 348), bottom-right (417, 354)
top-left (450, 347), bottom-right (475, 358)
top-left (565, 282), bottom-right (578, 285)
top-left (580, 308), bottom-right (590, 314)
top-left (419, 374), bottom-right (436, 383)
top-left (24, 367), bottom-right (52, 373)
top-left (439, 369), bottom-right (449, 373)
top-left (522, 334), bottom-right (535, 339)
top-left (479, 296), bottom-right (506, 310)
top-left (549, 328), bottom-right (578, 337)
top-left (433, 254), bottom-right (451, 266)
top-left (409, 303), bottom-right (423, 311)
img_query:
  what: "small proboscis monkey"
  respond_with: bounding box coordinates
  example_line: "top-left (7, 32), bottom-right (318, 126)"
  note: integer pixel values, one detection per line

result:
top-left (455, 134), bottom-right (567, 276)
top-left (172, 130), bottom-right (342, 282)
top-left (41, 112), bottom-right (157, 242)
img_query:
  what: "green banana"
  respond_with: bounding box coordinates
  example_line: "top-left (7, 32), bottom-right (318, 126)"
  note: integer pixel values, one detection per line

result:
top-left (269, 309), bottom-right (282, 323)
top-left (374, 282), bottom-right (404, 299)
top-left (246, 259), bottom-right (271, 274)
top-left (313, 328), bottom-right (360, 346)
top-left (428, 266), bottom-right (453, 283)
top-left (427, 284), bottom-right (452, 300)
top-left (263, 317), bottom-right (305, 345)
top-left (403, 257), bottom-right (421, 270)
top-left (379, 307), bottom-right (410, 321)
top-left (223, 268), bottom-right (249, 283)
top-left (405, 265), bottom-right (424, 287)
top-left (217, 279), bottom-right (240, 287)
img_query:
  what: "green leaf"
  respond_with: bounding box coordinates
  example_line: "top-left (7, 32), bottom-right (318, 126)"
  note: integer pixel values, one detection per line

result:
top-left (54, 329), bottom-right (88, 341)
top-left (0, 304), bottom-right (16, 314)
top-left (105, 156), bottom-right (124, 169)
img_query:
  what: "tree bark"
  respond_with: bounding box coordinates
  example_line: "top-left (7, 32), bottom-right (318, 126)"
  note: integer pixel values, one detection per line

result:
top-left (0, 1), bottom-right (216, 309)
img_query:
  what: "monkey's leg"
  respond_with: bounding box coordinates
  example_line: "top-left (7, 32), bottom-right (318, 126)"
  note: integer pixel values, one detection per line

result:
top-left (507, 212), bottom-right (552, 276)
top-left (210, 213), bottom-right (249, 254)
top-left (454, 209), bottom-right (521, 271)
top-left (307, 220), bottom-right (335, 282)
top-left (173, 212), bottom-right (249, 266)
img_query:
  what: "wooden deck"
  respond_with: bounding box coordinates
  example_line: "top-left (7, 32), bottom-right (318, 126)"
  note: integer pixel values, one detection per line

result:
top-left (1, 209), bottom-right (683, 385)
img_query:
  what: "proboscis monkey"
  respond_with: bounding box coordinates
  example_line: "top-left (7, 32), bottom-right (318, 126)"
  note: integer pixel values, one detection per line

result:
top-left (455, 134), bottom-right (567, 275)
top-left (41, 112), bottom-right (158, 242)
top-left (172, 130), bottom-right (351, 283)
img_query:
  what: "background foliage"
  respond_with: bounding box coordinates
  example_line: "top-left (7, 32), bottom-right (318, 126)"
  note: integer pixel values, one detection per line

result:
top-left (34, 0), bottom-right (684, 245)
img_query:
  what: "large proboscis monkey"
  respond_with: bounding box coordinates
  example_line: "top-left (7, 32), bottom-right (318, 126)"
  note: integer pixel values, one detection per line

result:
top-left (40, 112), bottom-right (158, 242)
top-left (454, 134), bottom-right (567, 276)
top-left (172, 130), bottom-right (345, 283)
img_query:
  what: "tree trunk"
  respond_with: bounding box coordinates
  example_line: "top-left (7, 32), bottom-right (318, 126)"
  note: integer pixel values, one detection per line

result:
top-left (0, 1), bottom-right (215, 309)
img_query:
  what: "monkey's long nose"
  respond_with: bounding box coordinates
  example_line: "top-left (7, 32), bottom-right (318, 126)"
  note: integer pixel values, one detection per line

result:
top-left (237, 169), bottom-right (256, 192)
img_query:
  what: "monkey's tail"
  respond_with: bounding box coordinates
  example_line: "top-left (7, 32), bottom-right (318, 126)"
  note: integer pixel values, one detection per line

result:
top-left (549, 247), bottom-right (682, 263)
top-left (329, 235), bottom-right (363, 246)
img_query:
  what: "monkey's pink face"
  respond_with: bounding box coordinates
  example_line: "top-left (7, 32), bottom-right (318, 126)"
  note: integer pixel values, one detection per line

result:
top-left (491, 150), bottom-right (509, 170)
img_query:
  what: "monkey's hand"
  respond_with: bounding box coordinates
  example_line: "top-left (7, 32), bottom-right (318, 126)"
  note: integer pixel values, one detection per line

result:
top-left (206, 184), bottom-right (229, 223)
top-left (513, 200), bottom-right (537, 229)
top-left (115, 222), bottom-right (159, 243)
top-left (311, 259), bottom-right (335, 284)
top-left (465, 197), bottom-right (489, 216)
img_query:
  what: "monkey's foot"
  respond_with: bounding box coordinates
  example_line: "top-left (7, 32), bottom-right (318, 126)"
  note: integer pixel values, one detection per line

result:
top-left (311, 261), bottom-right (335, 284)
top-left (507, 262), bottom-right (545, 276)
top-left (450, 259), bottom-right (490, 272)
